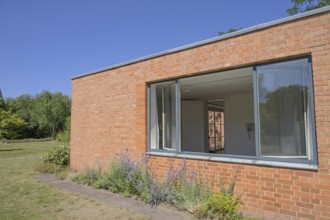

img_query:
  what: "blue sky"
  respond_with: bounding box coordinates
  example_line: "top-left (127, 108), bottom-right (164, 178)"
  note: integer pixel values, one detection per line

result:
top-left (0, 0), bottom-right (292, 98)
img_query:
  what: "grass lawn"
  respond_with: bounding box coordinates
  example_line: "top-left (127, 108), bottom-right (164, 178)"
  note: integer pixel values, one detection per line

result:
top-left (0, 141), bottom-right (147, 220)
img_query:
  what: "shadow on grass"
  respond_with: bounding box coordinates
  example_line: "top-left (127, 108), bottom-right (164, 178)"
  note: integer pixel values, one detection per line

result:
top-left (0, 148), bottom-right (23, 152)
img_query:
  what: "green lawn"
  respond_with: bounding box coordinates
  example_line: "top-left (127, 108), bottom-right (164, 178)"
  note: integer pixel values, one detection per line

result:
top-left (0, 141), bottom-right (146, 220)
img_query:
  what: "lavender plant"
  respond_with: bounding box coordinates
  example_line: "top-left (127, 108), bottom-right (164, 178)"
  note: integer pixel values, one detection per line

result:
top-left (94, 149), bottom-right (138, 196)
top-left (74, 151), bottom-right (242, 219)
top-left (169, 161), bottom-right (212, 213)
top-left (129, 154), bottom-right (176, 206)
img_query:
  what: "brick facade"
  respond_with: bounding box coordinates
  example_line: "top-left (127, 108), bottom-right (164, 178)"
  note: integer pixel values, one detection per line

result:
top-left (71, 10), bottom-right (330, 219)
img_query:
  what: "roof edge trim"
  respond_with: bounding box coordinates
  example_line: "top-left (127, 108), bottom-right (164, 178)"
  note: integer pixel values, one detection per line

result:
top-left (72, 6), bottom-right (330, 80)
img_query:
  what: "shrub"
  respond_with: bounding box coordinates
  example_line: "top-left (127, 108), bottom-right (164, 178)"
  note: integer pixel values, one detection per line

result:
top-left (94, 150), bottom-right (138, 196)
top-left (74, 151), bottom-right (243, 219)
top-left (167, 162), bottom-right (212, 213)
top-left (74, 168), bottom-right (101, 186)
top-left (43, 144), bottom-right (70, 166)
top-left (196, 192), bottom-right (242, 220)
top-left (134, 156), bottom-right (175, 206)
top-left (86, 151), bottom-right (172, 206)
top-left (196, 174), bottom-right (242, 219)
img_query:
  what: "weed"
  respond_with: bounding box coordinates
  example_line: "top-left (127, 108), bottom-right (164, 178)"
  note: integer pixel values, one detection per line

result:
top-left (55, 168), bottom-right (70, 180)
top-left (34, 162), bottom-right (58, 173)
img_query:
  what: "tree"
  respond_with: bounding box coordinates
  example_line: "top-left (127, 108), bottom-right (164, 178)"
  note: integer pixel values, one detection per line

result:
top-left (6, 91), bottom-right (71, 139)
top-left (6, 95), bottom-right (39, 138)
top-left (0, 97), bottom-right (27, 139)
top-left (218, 28), bottom-right (242, 36)
top-left (0, 98), bottom-right (6, 110)
top-left (287, 0), bottom-right (330, 15)
top-left (32, 91), bottom-right (71, 138)
top-left (0, 109), bottom-right (27, 140)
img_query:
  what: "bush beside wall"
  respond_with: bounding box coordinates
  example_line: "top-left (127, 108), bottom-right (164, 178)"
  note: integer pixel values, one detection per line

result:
top-left (74, 150), bottom-right (242, 219)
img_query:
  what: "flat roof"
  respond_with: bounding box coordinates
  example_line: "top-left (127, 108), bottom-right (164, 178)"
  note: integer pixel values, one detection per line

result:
top-left (72, 6), bottom-right (330, 80)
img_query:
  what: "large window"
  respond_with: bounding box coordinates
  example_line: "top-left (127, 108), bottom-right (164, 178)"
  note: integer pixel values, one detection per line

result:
top-left (148, 57), bottom-right (317, 167)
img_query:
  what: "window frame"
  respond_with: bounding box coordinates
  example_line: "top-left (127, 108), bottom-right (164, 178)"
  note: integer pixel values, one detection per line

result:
top-left (147, 56), bottom-right (318, 170)
top-left (253, 57), bottom-right (317, 165)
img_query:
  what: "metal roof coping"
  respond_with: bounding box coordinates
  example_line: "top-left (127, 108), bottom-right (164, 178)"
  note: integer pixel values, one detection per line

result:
top-left (72, 6), bottom-right (330, 80)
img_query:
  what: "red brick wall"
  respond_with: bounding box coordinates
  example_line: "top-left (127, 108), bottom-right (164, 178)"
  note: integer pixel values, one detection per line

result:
top-left (71, 11), bottom-right (330, 219)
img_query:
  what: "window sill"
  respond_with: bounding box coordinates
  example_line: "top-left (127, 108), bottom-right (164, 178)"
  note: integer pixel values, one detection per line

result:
top-left (147, 150), bottom-right (318, 171)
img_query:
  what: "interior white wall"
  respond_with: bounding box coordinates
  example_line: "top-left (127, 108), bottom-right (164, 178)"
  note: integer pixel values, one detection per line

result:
top-left (224, 93), bottom-right (255, 156)
top-left (181, 100), bottom-right (208, 153)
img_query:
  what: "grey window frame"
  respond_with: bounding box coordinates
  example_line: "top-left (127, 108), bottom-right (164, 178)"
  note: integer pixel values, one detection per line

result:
top-left (253, 57), bottom-right (317, 165)
top-left (147, 57), bottom-right (318, 170)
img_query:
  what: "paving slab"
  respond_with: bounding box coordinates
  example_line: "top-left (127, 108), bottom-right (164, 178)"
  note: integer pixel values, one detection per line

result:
top-left (34, 173), bottom-right (194, 220)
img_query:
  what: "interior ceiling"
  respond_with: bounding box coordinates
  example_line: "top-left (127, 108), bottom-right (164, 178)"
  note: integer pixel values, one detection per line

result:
top-left (181, 67), bottom-right (253, 100)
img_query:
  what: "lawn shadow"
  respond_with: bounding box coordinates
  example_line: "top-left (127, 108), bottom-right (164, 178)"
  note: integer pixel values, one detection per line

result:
top-left (0, 148), bottom-right (24, 152)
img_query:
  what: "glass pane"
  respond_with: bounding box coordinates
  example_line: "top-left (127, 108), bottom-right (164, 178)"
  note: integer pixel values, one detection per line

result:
top-left (149, 84), bottom-right (165, 149)
top-left (163, 83), bottom-right (176, 149)
top-left (257, 59), bottom-right (309, 158)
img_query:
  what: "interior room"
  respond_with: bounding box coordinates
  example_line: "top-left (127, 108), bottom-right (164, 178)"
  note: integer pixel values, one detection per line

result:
top-left (180, 67), bottom-right (256, 156)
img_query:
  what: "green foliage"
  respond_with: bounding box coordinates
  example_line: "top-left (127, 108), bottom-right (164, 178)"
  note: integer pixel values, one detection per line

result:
top-left (55, 130), bottom-right (70, 142)
top-left (93, 151), bottom-right (141, 197)
top-left (34, 161), bottom-right (70, 177)
top-left (43, 144), bottom-right (70, 166)
top-left (287, 0), bottom-right (330, 15)
top-left (6, 95), bottom-right (40, 138)
top-left (218, 28), bottom-right (242, 36)
top-left (220, 175), bottom-right (237, 196)
top-left (34, 162), bottom-right (58, 173)
top-left (196, 192), bottom-right (242, 220)
top-left (5, 91), bottom-right (71, 139)
top-left (55, 116), bottom-right (71, 142)
top-left (196, 174), bottom-right (241, 219)
top-left (174, 179), bottom-right (211, 213)
top-left (0, 140), bottom-right (144, 220)
top-left (55, 168), bottom-right (70, 180)
top-left (74, 168), bottom-right (101, 186)
top-left (94, 165), bottom-right (132, 194)
top-left (75, 153), bottom-right (242, 218)
top-left (0, 109), bottom-right (27, 140)
top-left (167, 164), bottom-right (212, 213)
top-left (258, 85), bottom-right (307, 151)
top-left (0, 98), bottom-right (6, 110)
top-left (33, 91), bottom-right (71, 138)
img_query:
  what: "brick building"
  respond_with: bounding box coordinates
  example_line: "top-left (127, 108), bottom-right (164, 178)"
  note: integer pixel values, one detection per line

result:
top-left (71, 7), bottom-right (330, 219)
